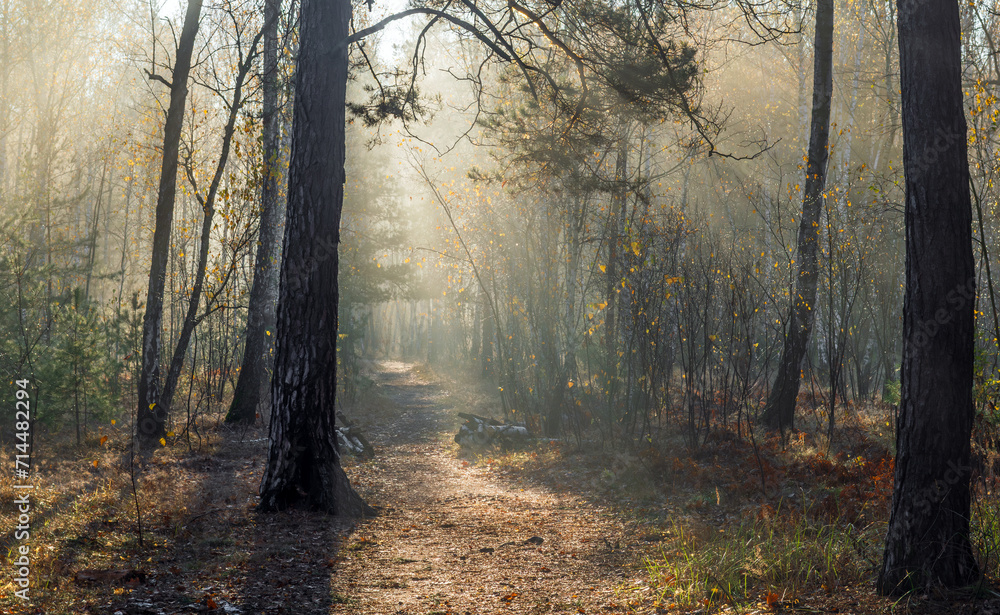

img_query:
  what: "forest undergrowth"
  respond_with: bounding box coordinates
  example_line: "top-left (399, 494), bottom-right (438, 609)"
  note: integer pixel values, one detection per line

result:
top-left (448, 366), bottom-right (1000, 614)
top-left (1, 362), bottom-right (1000, 614)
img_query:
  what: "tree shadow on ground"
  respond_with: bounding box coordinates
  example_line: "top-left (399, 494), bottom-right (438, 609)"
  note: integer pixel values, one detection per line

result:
top-left (89, 425), bottom-right (372, 615)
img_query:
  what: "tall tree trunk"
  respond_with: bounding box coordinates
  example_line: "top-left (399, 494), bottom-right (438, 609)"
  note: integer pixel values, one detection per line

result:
top-left (470, 287), bottom-right (482, 366)
top-left (877, 0), bottom-right (980, 594)
top-left (604, 128), bottom-right (627, 411)
top-left (84, 159), bottom-right (110, 303)
top-left (761, 0), bottom-right (833, 432)
top-left (160, 34), bottom-right (257, 415)
top-left (481, 287), bottom-right (494, 377)
top-left (227, 0), bottom-right (284, 425)
top-left (0, 0), bottom-right (9, 195)
top-left (258, 0), bottom-right (371, 515)
top-left (834, 3), bottom-right (865, 192)
top-left (136, 0), bottom-right (203, 447)
top-left (795, 0), bottom-right (812, 172)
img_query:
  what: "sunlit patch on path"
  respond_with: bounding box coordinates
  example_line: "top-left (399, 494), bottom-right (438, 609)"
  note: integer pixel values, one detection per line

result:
top-left (336, 362), bottom-right (636, 614)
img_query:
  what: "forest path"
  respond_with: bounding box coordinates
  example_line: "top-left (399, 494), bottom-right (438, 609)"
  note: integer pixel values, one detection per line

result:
top-left (335, 361), bottom-right (636, 614)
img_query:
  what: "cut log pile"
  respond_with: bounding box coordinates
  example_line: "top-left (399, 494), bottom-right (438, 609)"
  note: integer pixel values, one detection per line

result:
top-left (336, 411), bottom-right (375, 459)
top-left (454, 412), bottom-right (530, 449)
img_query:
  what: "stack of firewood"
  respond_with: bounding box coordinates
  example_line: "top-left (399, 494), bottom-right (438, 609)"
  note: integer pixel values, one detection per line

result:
top-left (454, 412), bottom-right (530, 449)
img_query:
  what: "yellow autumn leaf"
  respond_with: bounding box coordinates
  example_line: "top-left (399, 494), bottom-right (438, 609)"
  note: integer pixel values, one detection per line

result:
top-left (159, 438), bottom-right (167, 446)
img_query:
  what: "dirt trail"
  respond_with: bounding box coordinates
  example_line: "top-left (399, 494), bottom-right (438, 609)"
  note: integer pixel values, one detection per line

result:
top-left (335, 362), bottom-right (635, 614)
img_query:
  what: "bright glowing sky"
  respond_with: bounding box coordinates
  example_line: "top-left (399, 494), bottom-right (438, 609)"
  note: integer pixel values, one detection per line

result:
top-left (157, 0), bottom-right (410, 63)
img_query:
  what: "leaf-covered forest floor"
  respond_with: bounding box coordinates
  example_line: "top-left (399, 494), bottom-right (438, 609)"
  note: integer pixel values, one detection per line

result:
top-left (332, 360), bottom-right (635, 614)
top-left (2, 361), bottom-right (1000, 614)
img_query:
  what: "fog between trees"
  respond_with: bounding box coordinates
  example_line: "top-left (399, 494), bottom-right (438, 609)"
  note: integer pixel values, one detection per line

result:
top-left (0, 0), bottom-right (997, 596)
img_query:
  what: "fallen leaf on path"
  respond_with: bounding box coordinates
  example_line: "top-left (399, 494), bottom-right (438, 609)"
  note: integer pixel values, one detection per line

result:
top-left (766, 591), bottom-right (781, 609)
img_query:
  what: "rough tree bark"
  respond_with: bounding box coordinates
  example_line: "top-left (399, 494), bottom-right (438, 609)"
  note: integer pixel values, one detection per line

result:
top-left (227, 0), bottom-right (284, 425)
top-left (136, 0), bottom-right (203, 447)
top-left (761, 0), bottom-right (833, 432)
top-left (877, 0), bottom-right (980, 594)
top-left (258, 0), bottom-right (372, 515)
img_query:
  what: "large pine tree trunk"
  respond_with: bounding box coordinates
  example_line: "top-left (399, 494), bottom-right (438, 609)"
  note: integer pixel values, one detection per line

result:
top-left (258, 0), bottom-right (371, 515)
top-left (761, 0), bottom-right (833, 432)
top-left (227, 0), bottom-right (284, 425)
top-left (136, 0), bottom-right (203, 447)
top-left (877, 0), bottom-right (980, 594)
